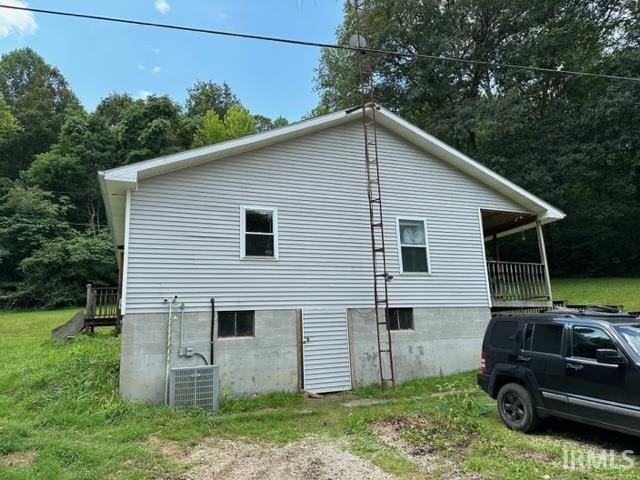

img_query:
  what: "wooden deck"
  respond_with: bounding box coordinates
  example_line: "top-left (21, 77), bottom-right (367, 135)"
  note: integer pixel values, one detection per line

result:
top-left (487, 261), bottom-right (551, 308)
top-left (85, 284), bottom-right (120, 332)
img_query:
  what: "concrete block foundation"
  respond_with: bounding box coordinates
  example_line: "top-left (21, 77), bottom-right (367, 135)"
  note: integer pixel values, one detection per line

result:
top-left (347, 307), bottom-right (490, 386)
top-left (119, 308), bottom-right (299, 403)
top-left (119, 306), bottom-right (489, 403)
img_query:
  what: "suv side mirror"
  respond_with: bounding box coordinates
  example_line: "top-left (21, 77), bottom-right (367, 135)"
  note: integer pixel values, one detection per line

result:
top-left (596, 349), bottom-right (627, 366)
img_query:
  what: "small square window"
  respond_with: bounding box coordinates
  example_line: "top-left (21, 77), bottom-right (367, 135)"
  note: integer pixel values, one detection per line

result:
top-left (388, 308), bottom-right (414, 330)
top-left (218, 311), bottom-right (255, 337)
top-left (241, 207), bottom-right (278, 258)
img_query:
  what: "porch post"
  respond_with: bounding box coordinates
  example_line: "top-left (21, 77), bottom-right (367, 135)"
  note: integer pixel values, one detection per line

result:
top-left (536, 221), bottom-right (553, 303)
top-left (85, 283), bottom-right (93, 316)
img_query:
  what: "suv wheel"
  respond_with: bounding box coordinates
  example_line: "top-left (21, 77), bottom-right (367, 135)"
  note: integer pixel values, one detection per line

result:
top-left (497, 383), bottom-right (539, 433)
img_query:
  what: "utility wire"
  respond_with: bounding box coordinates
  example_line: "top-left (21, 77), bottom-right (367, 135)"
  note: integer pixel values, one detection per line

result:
top-left (1, 3), bottom-right (640, 83)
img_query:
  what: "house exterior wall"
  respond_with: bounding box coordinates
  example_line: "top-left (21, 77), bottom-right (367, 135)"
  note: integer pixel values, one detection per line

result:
top-left (119, 119), bottom-right (529, 402)
top-left (123, 121), bottom-right (524, 315)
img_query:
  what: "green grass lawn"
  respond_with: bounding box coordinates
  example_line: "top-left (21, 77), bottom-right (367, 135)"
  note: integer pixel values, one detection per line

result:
top-left (1, 280), bottom-right (640, 479)
top-left (552, 278), bottom-right (640, 311)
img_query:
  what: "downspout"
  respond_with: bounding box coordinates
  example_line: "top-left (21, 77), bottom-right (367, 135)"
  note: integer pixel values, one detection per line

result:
top-left (210, 297), bottom-right (215, 365)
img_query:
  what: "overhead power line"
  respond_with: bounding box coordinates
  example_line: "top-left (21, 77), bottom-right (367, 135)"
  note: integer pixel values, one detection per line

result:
top-left (1, 3), bottom-right (639, 83)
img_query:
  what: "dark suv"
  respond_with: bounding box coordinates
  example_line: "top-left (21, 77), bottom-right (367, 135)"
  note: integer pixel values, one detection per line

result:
top-left (477, 310), bottom-right (640, 436)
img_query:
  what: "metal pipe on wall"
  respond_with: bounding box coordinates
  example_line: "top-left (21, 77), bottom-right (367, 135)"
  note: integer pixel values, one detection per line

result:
top-left (210, 297), bottom-right (215, 365)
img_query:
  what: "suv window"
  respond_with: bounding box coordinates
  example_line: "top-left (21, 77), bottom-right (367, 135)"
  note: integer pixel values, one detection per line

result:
top-left (572, 326), bottom-right (616, 359)
top-left (489, 320), bottom-right (519, 349)
top-left (522, 323), bottom-right (563, 355)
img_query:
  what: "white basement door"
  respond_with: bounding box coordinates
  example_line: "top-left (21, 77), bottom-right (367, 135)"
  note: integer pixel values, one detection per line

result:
top-left (302, 308), bottom-right (352, 393)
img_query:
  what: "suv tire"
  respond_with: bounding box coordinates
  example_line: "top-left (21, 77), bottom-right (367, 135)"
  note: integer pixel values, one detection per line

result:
top-left (497, 383), bottom-right (540, 433)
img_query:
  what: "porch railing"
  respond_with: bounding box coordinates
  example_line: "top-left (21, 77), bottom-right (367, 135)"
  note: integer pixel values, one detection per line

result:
top-left (86, 284), bottom-right (119, 320)
top-left (487, 261), bottom-right (550, 303)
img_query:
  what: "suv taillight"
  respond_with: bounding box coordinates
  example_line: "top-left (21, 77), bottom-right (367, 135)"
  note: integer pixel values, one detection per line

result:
top-left (481, 351), bottom-right (487, 374)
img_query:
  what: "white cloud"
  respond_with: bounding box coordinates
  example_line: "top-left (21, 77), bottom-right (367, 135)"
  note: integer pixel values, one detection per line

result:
top-left (152, 48), bottom-right (160, 54)
top-left (0, 0), bottom-right (38, 39)
top-left (217, 12), bottom-right (231, 21)
top-left (135, 90), bottom-right (153, 100)
top-left (154, 0), bottom-right (170, 14)
top-left (137, 64), bottom-right (161, 74)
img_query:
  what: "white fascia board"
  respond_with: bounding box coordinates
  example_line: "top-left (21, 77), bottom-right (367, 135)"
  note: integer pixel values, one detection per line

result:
top-left (373, 107), bottom-right (566, 222)
top-left (99, 172), bottom-right (130, 247)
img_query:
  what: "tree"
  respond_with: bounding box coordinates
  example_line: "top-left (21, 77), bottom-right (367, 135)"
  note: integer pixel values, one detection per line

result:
top-left (0, 48), bottom-right (80, 177)
top-left (116, 94), bottom-right (192, 164)
top-left (254, 114), bottom-right (289, 132)
top-left (0, 184), bottom-right (71, 283)
top-left (192, 105), bottom-right (258, 147)
top-left (185, 81), bottom-right (239, 118)
top-left (23, 151), bottom-right (99, 228)
top-left (18, 231), bottom-right (117, 308)
top-left (0, 94), bottom-right (20, 142)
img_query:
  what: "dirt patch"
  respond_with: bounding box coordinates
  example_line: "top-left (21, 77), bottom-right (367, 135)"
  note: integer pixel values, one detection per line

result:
top-left (0, 450), bottom-right (36, 468)
top-left (151, 436), bottom-right (395, 480)
top-left (374, 417), bottom-right (484, 480)
top-left (148, 435), bottom-right (193, 466)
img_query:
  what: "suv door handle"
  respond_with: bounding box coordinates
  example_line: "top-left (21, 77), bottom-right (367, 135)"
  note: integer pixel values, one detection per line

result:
top-left (517, 356), bottom-right (531, 362)
top-left (566, 363), bottom-right (584, 371)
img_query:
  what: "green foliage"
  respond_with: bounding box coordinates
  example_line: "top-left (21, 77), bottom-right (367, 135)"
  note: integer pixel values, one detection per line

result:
top-left (254, 114), bottom-right (289, 132)
top-left (0, 94), bottom-right (21, 142)
top-left (24, 152), bottom-right (97, 222)
top-left (17, 231), bottom-right (117, 308)
top-left (192, 104), bottom-right (258, 147)
top-left (0, 184), bottom-right (70, 281)
top-left (0, 48), bottom-right (81, 178)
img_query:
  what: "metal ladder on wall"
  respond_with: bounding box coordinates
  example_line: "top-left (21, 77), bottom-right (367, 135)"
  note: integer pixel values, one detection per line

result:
top-left (353, 0), bottom-right (395, 388)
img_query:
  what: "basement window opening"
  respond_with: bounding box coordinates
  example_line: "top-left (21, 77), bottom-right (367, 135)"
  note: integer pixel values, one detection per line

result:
top-left (388, 308), bottom-right (414, 330)
top-left (218, 311), bottom-right (255, 337)
top-left (241, 207), bottom-right (278, 258)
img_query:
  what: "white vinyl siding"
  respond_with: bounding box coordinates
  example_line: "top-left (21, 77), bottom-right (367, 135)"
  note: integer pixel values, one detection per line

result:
top-left (124, 121), bottom-right (525, 314)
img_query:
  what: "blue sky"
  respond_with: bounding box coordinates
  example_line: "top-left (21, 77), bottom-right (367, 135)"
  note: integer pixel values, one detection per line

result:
top-left (0, 0), bottom-right (345, 121)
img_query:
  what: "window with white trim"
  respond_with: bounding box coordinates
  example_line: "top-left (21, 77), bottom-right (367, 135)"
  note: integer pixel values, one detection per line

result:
top-left (241, 207), bottom-right (278, 258)
top-left (397, 219), bottom-right (429, 273)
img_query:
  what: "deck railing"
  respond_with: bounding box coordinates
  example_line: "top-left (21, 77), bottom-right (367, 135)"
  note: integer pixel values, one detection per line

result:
top-left (487, 261), bottom-right (550, 302)
top-left (86, 284), bottom-right (119, 320)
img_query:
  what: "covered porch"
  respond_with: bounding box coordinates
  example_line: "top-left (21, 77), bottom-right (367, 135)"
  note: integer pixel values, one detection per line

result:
top-left (481, 209), bottom-right (553, 309)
